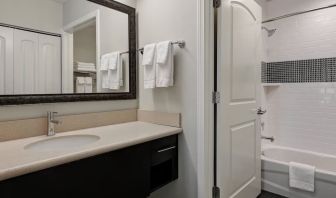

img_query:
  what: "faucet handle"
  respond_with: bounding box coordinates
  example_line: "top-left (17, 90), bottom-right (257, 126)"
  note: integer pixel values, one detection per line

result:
top-left (48, 111), bottom-right (58, 116)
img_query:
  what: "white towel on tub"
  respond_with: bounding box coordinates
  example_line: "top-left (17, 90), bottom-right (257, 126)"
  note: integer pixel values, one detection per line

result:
top-left (289, 162), bottom-right (315, 192)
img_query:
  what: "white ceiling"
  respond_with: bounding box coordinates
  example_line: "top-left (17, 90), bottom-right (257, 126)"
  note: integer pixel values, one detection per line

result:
top-left (52, 0), bottom-right (69, 4)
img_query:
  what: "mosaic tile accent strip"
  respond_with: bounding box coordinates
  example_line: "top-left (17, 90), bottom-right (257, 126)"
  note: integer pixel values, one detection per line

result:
top-left (262, 58), bottom-right (336, 83)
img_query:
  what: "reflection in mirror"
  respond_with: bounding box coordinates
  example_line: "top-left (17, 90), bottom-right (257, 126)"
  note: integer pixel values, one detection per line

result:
top-left (0, 0), bottom-right (130, 95)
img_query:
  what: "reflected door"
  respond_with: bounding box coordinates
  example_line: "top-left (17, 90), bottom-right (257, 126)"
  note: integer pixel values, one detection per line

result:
top-left (0, 26), bottom-right (14, 95)
top-left (14, 29), bottom-right (39, 94)
top-left (13, 29), bottom-right (61, 95)
top-left (38, 34), bottom-right (61, 94)
top-left (217, 0), bottom-right (262, 197)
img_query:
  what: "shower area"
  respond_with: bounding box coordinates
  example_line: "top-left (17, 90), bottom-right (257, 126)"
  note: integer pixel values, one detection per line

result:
top-left (256, 0), bottom-right (336, 197)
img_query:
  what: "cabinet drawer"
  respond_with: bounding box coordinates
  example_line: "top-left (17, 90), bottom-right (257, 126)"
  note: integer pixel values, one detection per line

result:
top-left (151, 135), bottom-right (177, 165)
top-left (150, 135), bottom-right (178, 192)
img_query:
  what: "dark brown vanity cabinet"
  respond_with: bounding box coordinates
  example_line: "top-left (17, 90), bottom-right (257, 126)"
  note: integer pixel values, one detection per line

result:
top-left (0, 135), bottom-right (178, 198)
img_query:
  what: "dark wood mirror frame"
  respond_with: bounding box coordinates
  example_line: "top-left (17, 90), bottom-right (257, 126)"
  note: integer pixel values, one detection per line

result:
top-left (0, 0), bottom-right (136, 105)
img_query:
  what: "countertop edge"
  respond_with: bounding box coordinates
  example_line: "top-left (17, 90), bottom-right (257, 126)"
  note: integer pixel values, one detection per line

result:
top-left (0, 123), bottom-right (182, 182)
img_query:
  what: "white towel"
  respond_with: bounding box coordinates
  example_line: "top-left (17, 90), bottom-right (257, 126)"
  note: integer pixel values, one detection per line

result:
top-left (75, 61), bottom-right (95, 67)
top-left (76, 77), bottom-right (85, 93)
top-left (156, 41), bottom-right (174, 87)
top-left (76, 67), bottom-right (96, 72)
top-left (289, 162), bottom-right (315, 192)
top-left (142, 43), bottom-right (156, 66)
top-left (84, 77), bottom-right (93, 93)
top-left (100, 54), bottom-right (110, 89)
top-left (108, 52), bottom-right (123, 90)
top-left (142, 44), bottom-right (156, 89)
top-left (109, 52), bottom-right (119, 70)
top-left (118, 55), bottom-right (124, 87)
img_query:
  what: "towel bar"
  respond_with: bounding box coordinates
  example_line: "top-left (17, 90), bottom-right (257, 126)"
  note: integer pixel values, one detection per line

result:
top-left (120, 40), bottom-right (186, 55)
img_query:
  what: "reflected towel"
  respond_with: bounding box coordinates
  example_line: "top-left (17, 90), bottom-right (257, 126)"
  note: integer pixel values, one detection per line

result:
top-left (84, 77), bottom-right (93, 93)
top-left (100, 53), bottom-right (110, 89)
top-left (76, 77), bottom-right (85, 93)
top-left (108, 52), bottom-right (123, 90)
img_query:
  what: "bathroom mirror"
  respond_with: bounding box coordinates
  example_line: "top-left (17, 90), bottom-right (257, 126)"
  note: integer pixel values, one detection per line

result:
top-left (0, 0), bottom-right (136, 105)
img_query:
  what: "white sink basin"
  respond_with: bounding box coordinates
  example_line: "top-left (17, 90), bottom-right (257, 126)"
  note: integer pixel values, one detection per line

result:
top-left (24, 135), bottom-right (100, 151)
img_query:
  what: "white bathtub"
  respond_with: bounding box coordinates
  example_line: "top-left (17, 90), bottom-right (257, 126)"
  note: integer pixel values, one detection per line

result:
top-left (262, 145), bottom-right (336, 198)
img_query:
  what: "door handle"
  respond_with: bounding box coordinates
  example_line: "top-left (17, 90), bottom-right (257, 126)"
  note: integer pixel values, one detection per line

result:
top-left (257, 108), bottom-right (267, 115)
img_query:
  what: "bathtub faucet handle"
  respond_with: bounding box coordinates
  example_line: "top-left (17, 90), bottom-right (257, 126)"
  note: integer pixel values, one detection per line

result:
top-left (261, 135), bottom-right (274, 142)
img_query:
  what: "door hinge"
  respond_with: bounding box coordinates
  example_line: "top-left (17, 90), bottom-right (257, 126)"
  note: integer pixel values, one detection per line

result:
top-left (213, 0), bottom-right (221, 8)
top-left (213, 186), bottom-right (220, 198)
top-left (212, 92), bottom-right (220, 104)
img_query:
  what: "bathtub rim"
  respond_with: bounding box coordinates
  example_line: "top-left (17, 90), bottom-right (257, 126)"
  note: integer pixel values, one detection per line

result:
top-left (261, 144), bottom-right (336, 181)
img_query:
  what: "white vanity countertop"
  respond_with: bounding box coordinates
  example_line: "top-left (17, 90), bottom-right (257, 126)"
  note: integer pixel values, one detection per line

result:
top-left (0, 121), bottom-right (182, 182)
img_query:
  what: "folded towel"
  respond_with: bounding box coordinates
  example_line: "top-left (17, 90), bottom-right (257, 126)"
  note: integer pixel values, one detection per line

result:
top-left (142, 43), bottom-right (156, 66)
top-left (76, 67), bottom-right (96, 72)
top-left (156, 41), bottom-right (174, 87)
top-left (109, 52), bottom-right (119, 70)
top-left (100, 54), bottom-right (110, 71)
top-left (100, 53), bottom-right (110, 89)
top-left (76, 77), bottom-right (85, 93)
top-left (289, 162), bottom-right (315, 192)
top-left (142, 44), bottom-right (156, 89)
top-left (108, 52), bottom-right (123, 90)
top-left (84, 77), bottom-right (93, 93)
top-left (156, 41), bottom-right (171, 64)
top-left (75, 61), bottom-right (95, 67)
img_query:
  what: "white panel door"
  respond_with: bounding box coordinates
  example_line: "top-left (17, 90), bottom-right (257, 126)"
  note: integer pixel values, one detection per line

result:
top-left (38, 34), bottom-right (61, 94)
top-left (217, 0), bottom-right (262, 198)
top-left (0, 26), bottom-right (14, 95)
top-left (14, 29), bottom-right (39, 94)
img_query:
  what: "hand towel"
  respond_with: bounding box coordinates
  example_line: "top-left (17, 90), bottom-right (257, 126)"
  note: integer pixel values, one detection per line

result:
top-left (142, 43), bottom-right (156, 66)
top-left (108, 52), bottom-right (119, 70)
top-left (289, 162), bottom-right (315, 192)
top-left (119, 55), bottom-right (124, 87)
top-left (84, 77), bottom-right (93, 93)
top-left (100, 54), bottom-right (110, 89)
top-left (156, 41), bottom-right (174, 87)
top-left (76, 77), bottom-right (85, 93)
top-left (108, 52), bottom-right (122, 90)
top-left (142, 43), bottom-right (156, 89)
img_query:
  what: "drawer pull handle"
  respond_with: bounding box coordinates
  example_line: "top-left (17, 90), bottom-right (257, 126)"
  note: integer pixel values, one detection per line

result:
top-left (157, 146), bottom-right (176, 153)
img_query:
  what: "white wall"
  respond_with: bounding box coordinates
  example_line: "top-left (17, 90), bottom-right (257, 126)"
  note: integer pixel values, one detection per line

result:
top-left (260, 0), bottom-right (336, 20)
top-left (74, 24), bottom-right (96, 63)
top-left (137, 0), bottom-right (198, 198)
top-left (0, 0), bottom-right (63, 33)
top-left (0, 0), bottom-right (137, 121)
top-left (261, 0), bottom-right (336, 62)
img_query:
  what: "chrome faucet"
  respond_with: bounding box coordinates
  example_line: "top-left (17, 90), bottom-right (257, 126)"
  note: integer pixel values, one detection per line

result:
top-left (47, 112), bottom-right (62, 136)
top-left (261, 135), bottom-right (274, 142)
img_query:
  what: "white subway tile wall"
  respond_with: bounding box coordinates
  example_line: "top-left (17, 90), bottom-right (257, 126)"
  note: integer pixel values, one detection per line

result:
top-left (265, 83), bottom-right (336, 155)
top-left (260, 0), bottom-right (336, 155)
top-left (263, 5), bottom-right (336, 62)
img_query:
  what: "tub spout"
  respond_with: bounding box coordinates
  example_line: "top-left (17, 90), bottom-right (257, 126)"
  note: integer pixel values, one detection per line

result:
top-left (262, 135), bottom-right (274, 142)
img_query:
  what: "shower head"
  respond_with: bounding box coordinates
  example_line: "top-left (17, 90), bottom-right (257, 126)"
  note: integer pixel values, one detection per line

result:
top-left (262, 26), bottom-right (277, 37)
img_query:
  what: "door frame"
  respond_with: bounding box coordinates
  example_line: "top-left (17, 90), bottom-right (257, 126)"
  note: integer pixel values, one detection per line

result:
top-left (62, 10), bottom-right (101, 93)
top-left (196, 0), bottom-right (215, 198)
top-left (197, 0), bottom-right (262, 197)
